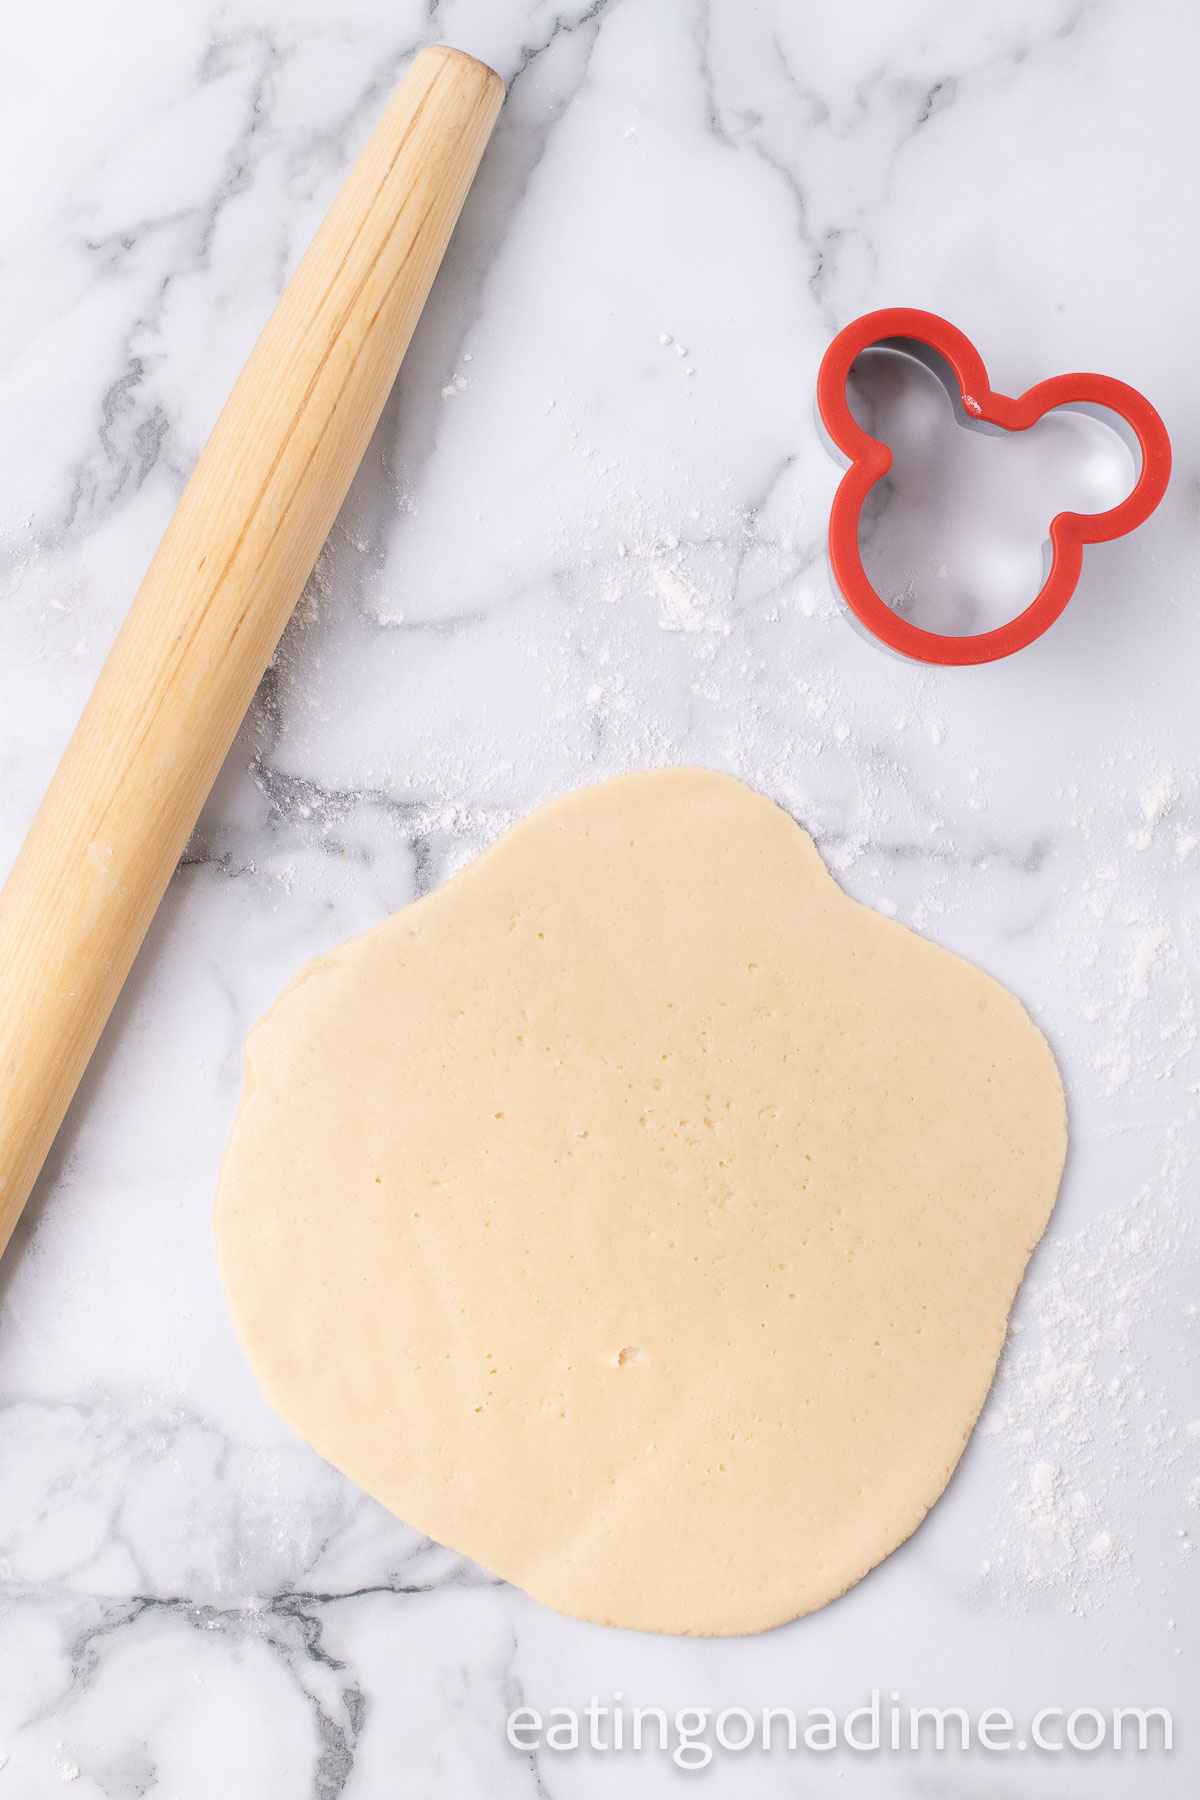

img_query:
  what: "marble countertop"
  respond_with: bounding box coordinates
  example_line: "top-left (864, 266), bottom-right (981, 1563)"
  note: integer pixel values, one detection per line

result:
top-left (1, 0), bottom-right (1196, 1793)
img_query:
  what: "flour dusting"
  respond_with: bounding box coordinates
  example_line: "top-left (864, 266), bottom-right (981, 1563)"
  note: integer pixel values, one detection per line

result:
top-left (978, 1145), bottom-right (1196, 1616)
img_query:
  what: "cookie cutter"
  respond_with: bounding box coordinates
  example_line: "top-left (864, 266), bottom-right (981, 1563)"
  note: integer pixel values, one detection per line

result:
top-left (815, 307), bottom-right (1172, 666)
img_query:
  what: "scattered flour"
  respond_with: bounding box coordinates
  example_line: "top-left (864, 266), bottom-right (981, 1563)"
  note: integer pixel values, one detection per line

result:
top-left (978, 1152), bottom-right (1195, 1616)
top-left (654, 563), bottom-right (730, 635)
top-left (1125, 924), bottom-right (1170, 1008)
top-left (1127, 769), bottom-right (1175, 849)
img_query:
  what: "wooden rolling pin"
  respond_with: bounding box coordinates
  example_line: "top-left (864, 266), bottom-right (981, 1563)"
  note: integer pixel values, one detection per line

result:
top-left (0, 45), bottom-right (504, 1257)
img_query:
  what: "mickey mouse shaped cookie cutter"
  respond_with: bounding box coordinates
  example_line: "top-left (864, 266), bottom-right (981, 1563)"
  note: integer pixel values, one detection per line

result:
top-left (815, 307), bottom-right (1172, 666)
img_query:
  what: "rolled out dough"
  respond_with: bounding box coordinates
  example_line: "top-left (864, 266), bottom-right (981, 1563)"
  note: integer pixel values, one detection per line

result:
top-left (215, 767), bottom-right (1066, 1635)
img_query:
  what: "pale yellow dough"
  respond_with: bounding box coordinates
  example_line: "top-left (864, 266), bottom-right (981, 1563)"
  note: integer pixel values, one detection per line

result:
top-left (215, 768), bottom-right (1066, 1635)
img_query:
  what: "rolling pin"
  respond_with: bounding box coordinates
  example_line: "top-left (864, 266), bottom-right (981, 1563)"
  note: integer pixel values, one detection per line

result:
top-left (0, 45), bottom-right (504, 1258)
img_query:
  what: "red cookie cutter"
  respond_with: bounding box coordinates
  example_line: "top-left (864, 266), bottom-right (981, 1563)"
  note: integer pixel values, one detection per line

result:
top-left (815, 307), bottom-right (1171, 665)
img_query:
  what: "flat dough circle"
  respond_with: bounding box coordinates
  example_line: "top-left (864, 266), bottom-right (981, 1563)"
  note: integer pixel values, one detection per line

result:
top-left (215, 768), bottom-right (1066, 1635)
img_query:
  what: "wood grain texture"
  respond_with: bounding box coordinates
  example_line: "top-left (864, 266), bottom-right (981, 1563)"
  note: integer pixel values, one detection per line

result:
top-left (0, 45), bottom-right (504, 1254)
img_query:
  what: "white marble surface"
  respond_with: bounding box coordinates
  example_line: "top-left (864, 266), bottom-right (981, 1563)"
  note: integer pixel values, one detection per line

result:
top-left (1, 0), bottom-right (1197, 1793)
